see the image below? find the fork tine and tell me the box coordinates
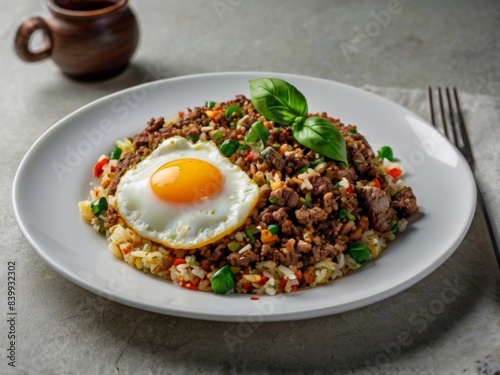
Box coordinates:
[428,87,436,127]
[453,88,474,165]
[437,87,449,138]
[445,87,458,145]
[428,86,500,270]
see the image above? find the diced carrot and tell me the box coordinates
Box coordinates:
[260,229,276,244]
[372,178,381,188]
[295,270,303,281]
[206,110,219,119]
[270,181,284,190]
[119,243,132,255]
[347,184,354,194]
[304,267,315,284]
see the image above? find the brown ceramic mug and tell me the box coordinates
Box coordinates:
[15,0,140,81]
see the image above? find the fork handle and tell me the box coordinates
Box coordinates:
[476,185,500,271]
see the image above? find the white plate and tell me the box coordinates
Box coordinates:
[12,72,476,321]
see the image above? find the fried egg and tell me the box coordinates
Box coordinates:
[115,136,259,249]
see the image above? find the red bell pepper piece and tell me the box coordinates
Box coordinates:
[93,157,109,177]
[173,258,186,266]
[387,167,402,179]
[180,281,198,290]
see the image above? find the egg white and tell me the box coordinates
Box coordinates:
[115,136,259,249]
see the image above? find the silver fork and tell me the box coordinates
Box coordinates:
[428,87,500,270]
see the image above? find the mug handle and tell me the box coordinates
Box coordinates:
[15,17,53,62]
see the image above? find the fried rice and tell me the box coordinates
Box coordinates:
[78,94,419,295]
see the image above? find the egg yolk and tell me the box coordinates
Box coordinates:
[150,158,223,203]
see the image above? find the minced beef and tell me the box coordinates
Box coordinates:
[102,95,418,276]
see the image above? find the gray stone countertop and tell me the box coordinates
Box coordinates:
[1,1,499,374]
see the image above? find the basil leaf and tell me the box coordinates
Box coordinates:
[292,116,348,166]
[211,265,236,294]
[348,242,370,264]
[249,78,308,125]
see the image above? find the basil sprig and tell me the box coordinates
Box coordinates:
[249,78,348,166]
[250,78,308,124]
